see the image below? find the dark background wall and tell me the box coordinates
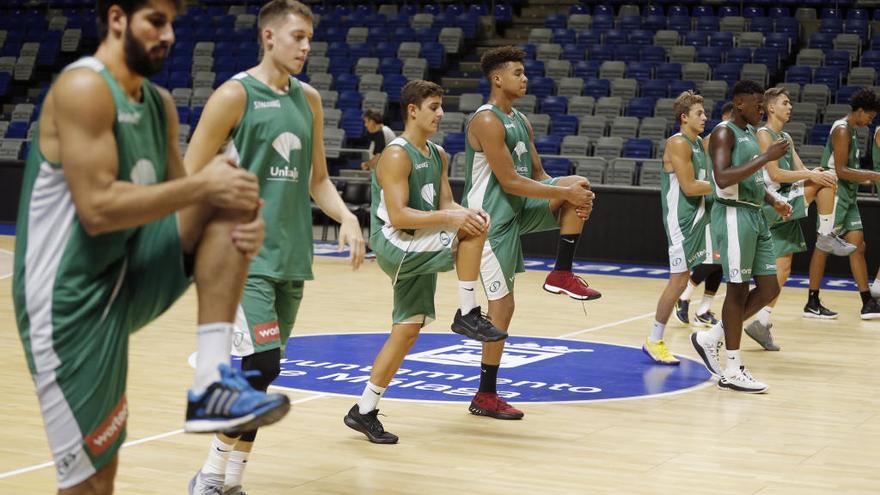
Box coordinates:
[2,159,876,277]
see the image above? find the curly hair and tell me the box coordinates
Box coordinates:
[850,88,880,112]
[480,46,526,78]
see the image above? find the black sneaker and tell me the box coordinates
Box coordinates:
[694,310,719,327]
[861,298,880,320]
[803,298,838,319]
[343,405,398,444]
[674,299,690,325]
[451,306,508,342]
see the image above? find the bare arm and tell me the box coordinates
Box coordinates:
[55,69,256,236]
[666,136,711,197]
[757,129,813,183]
[183,80,245,173]
[831,126,880,183]
[710,124,789,189]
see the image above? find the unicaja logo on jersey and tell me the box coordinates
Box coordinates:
[513,141,528,160]
[130,159,157,185]
[254,100,281,110]
[270,132,302,182]
[420,183,436,205]
[117,111,140,124]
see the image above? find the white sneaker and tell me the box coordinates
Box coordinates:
[690,331,724,376]
[871,283,880,300]
[718,366,768,393]
[189,470,225,495]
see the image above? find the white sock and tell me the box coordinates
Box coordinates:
[202,436,234,475]
[818,214,834,235]
[757,307,773,326]
[680,281,696,302]
[193,323,233,394]
[872,277,880,295]
[697,294,714,315]
[357,382,386,414]
[725,348,742,374]
[224,450,250,487]
[650,320,665,343]
[459,280,477,315]
[706,321,724,342]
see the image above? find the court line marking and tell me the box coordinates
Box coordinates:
[0,394,328,480]
[0,249,13,280]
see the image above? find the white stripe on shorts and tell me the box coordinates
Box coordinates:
[725,206,743,283]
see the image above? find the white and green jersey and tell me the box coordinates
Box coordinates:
[714,120,765,207]
[823,118,862,205]
[13,57,168,377]
[757,126,795,194]
[226,73,314,280]
[462,104,534,230]
[661,133,709,247]
[872,127,880,199]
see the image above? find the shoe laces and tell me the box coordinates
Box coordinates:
[363,410,388,434]
[739,366,757,383]
[655,341,675,361]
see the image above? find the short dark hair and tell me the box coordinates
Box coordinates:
[731,80,764,98]
[480,46,526,78]
[400,80,443,121]
[721,101,734,116]
[363,109,383,123]
[97,0,182,40]
[850,88,880,112]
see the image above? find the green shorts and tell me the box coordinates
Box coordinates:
[831,187,863,235]
[711,202,777,283]
[762,180,809,227]
[481,179,561,300]
[232,275,304,356]
[762,181,808,258]
[372,224,456,324]
[667,217,712,273]
[26,214,190,489]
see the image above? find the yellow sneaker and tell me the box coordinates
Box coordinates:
[642,338,681,365]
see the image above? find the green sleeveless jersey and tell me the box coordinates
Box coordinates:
[13,57,168,373]
[821,118,860,202]
[757,126,795,194]
[661,133,709,244]
[370,137,444,235]
[873,127,880,199]
[462,104,533,229]
[227,73,314,280]
[714,120,765,207]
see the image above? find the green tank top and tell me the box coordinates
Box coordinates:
[822,118,860,201]
[370,137,444,236]
[462,104,534,230]
[227,73,314,280]
[661,133,709,245]
[872,127,880,200]
[757,126,795,194]
[13,57,168,373]
[714,120,764,207]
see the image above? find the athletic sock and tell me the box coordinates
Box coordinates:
[224,450,249,488]
[459,280,477,315]
[697,294,714,315]
[193,323,233,394]
[808,289,820,304]
[860,290,873,305]
[650,320,665,343]
[680,281,696,302]
[872,278,880,295]
[757,307,773,326]
[202,435,235,475]
[357,382,386,414]
[554,234,579,272]
[479,363,499,394]
[818,214,834,235]
[725,349,742,374]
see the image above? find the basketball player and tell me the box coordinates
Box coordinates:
[12,1,291,493]
[744,87,856,350]
[185,2,365,493]
[806,88,880,320]
[462,46,596,419]
[673,103,734,327]
[643,91,713,365]
[690,80,791,393]
[343,80,506,444]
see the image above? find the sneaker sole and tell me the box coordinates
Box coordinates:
[542,283,601,301]
[802,311,838,320]
[717,380,769,393]
[450,323,508,342]
[343,414,398,444]
[673,310,689,326]
[641,345,680,365]
[743,327,781,352]
[468,403,524,420]
[690,333,722,376]
[860,312,880,320]
[185,397,291,434]
[692,318,714,328]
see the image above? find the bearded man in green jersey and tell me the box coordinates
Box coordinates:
[184,2,365,493]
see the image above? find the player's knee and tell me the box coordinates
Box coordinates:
[241,348,282,391]
[63,460,116,495]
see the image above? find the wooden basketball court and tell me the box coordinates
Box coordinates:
[1,234,878,494]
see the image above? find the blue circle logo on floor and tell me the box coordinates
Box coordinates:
[242,333,711,403]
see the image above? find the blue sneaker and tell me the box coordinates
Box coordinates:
[674,299,689,325]
[185,364,290,434]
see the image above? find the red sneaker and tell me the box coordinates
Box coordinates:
[468,392,524,420]
[543,270,601,300]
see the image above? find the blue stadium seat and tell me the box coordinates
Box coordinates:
[726,48,752,65]
[584,78,610,98]
[642,15,667,32]
[844,20,869,38]
[719,6,739,17]
[743,6,765,18]
[786,65,813,84]
[545,13,567,30]
[693,5,714,17]
[540,96,568,115]
[375,41,399,59]
[383,75,408,102]
[592,15,615,32]
[553,28,576,45]
[749,17,773,34]
[683,32,708,47]
[523,59,545,79]
[670,80,697,95]
[550,115,578,137]
[810,124,832,144]
[809,32,835,50]
[616,45,641,64]
[341,108,365,139]
[337,91,363,111]
[714,63,742,86]
[629,30,654,46]
[697,46,723,65]
[656,63,682,80]
[668,16,692,35]
[334,74,359,92]
[764,33,792,53]
[573,60,601,79]
[848,9,868,20]
[624,139,653,158]
[535,135,563,154]
[529,76,555,98]
[626,62,653,81]
[6,121,27,139]
[379,58,403,76]
[769,7,790,18]
[820,8,840,19]
[421,42,445,69]
[588,44,615,63]
[576,29,601,48]
[774,18,799,37]
[444,132,466,155]
[628,97,656,119]
[824,50,850,72]
[603,30,627,47]
[709,32,735,48]
[542,157,572,176]
[643,5,663,16]
[640,79,669,99]
[837,85,860,103]
[619,16,642,32]
[519,43,536,60]
[696,16,720,32]
[640,46,666,64]
[415,27,440,43]
[668,6,689,17]
[814,67,842,90]
[494,4,513,23]
[562,44,585,63]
